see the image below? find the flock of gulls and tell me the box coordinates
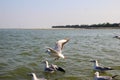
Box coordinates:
[29,37,119,80]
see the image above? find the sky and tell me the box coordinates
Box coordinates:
[0,0,120,29]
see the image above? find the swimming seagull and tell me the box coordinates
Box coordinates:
[29,73,47,80]
[94,72,118,80]
[113,35,120,39]
[46,38,69,60]
[90,60,113,72]
[43,61,65,73]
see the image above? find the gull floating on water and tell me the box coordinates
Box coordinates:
[29,73,47,80]
[43,61,65,73]
[94,72,118,80]
[90,60,113,72]
[113,35,120,39]
[46,38,69,60]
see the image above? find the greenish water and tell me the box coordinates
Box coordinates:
[0,29,120,80]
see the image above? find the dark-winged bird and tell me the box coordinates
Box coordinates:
[90,60,113,72]
[94,72,118,80]
[43,61,65,73]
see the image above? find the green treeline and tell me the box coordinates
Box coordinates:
[52,23,120,29]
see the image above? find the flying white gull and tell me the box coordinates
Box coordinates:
[94,72,118,80]
[90,60,113,72]
[29,73,47,80]
[46,38,69,60]
[43,61,65,73]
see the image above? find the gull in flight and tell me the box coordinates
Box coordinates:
[46,38,69,60]
[94,72,118,80]
[43,60,65,73]
[29,73,47,80]
[90,60,113,72]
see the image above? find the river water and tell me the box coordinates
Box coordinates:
[0,29,120,80]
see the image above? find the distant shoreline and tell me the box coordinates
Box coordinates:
[52,27,120,29]
[0,27,120,30]
[0,22,120,30]
[52,22,120,29]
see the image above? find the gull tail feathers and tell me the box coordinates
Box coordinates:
[112,75,118,79]
[104,67,114,70]
[57,67,66,73]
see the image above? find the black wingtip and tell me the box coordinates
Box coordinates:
[109,68,114,70]
[112,75,118,78]
[104,67,114,70]
[108,68,114,70]
[57,67,66,73]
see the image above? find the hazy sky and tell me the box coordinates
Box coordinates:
[0,0,120,29]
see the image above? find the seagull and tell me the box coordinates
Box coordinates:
[29,73,47,80]
[43,61,65,73]
[113,35,120,39]
[46,38,69,60]
[94,72,118,80]
[90,60,113,72]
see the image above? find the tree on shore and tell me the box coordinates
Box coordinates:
[52,22,120,28]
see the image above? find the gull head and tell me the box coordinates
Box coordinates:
[28,73,35,77]
[95,72,99,76]
[42,60,48,64]
[90,60,97,63]
[45,49,51,54]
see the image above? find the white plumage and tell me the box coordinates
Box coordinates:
[46,38,69,60]
[113,35,120,39]
[43,61,65,73]
[90,60,113,72]
[29,73,47,80]
[94,72,118,80]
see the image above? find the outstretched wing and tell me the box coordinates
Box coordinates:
[54,38,69,52]
[46,47,59,55]
[50,64,65,73]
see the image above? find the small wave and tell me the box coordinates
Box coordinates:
[19,51,32,56]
